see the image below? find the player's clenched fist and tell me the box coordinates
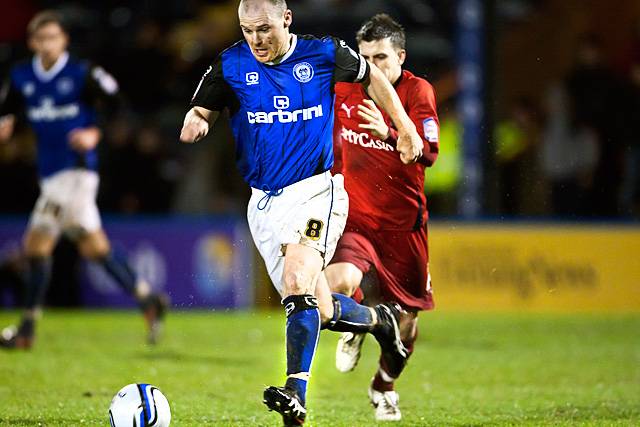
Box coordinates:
[68,126,102,152]
[0,115,16,142]
[397,127,423,164]
[180,108,210,143]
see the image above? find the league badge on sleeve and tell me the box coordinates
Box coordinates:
[423,118,439,142]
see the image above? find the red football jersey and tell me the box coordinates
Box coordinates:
[333,70,439,231]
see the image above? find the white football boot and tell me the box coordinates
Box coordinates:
[368,387,401,421]
[335,332,366,372]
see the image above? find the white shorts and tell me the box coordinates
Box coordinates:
[28,169,102,238]
[247,172,348,296]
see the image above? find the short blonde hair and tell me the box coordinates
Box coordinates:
[27,10,66,36]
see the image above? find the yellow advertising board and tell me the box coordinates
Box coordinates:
[429,223,640,312]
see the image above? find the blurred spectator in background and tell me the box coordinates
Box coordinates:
[424,101,461,216]
[494,97,542,216]
[541,83,599,217]
[564,34,624,217]
[619,57,640,217]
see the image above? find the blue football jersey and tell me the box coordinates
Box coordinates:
[191,34,369,191]
[0,52,119,178]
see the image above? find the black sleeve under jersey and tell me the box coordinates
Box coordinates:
[331,37,370,85]
[190,56,238,113]
[83,64,122,115]
[0,75,23,117]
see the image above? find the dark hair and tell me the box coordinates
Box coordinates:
[27,10,66,36]
[356,13,405,50]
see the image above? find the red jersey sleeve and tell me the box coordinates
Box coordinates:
[410,79,439,167]
[385,77,439,166]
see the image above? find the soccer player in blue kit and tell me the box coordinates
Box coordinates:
[0,11,168,348]
[180,0,424,424]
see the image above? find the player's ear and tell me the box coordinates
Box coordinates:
[283,9,292,28]
[398,49,406,66]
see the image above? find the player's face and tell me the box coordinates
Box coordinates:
[29,22,68,63]
[238,2,292,63]
[359,38,405,85]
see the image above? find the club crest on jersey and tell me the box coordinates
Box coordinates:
[57,77,74,95]
[293,62,314,83]
[22,82,35,97]
[245,71,259,85]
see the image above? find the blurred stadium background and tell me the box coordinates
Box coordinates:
[1,0,639,425]
[1,0,639,312]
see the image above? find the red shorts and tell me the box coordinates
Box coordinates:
[330,223,434,311]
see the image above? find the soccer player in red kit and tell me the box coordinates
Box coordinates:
[325,14,439,421]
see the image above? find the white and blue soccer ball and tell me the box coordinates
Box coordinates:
[109,383,171,427]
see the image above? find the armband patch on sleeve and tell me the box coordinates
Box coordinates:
[423,117,439,142]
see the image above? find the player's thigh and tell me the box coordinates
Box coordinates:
[400,311,418,343]
[23,227,57,257]
[282,243,324,296]
[324,262,363,296]
[77,229,111,260]
[65,170,103,236]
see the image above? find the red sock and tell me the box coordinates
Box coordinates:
[372,357,396,392]
[351,287,364,304]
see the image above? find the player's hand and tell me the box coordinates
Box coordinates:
[397,126,423,164]
[180,109,209,143]
[0,115,16,143]
[357,99,389,140]
[68,126,102,152]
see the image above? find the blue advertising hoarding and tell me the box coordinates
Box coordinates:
[0,217,254,309]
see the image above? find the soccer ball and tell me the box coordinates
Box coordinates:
[109,383,171,427]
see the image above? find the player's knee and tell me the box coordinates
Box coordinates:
[23,230,55,258]
[77,231,110,260]
[324,263,361,296]
[283,270,313,296]
[400,313,418,349]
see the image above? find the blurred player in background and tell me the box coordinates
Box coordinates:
[180,1,425,424]
[0,10,168,349]
[326,14,439,421]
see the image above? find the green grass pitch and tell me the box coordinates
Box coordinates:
[0,310,638,426]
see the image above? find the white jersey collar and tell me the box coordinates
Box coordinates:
[266,34,297,65]
[33,51,69,82]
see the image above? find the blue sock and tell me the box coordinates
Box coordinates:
[324,293,374,332]
[100,251,137,296]
[282,294,320,406]
[25,257,51,309]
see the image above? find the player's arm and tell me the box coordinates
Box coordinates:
[70,64,122,153]
[180,56,233,143]
[180,107,219,143]
[409,79,439,167]
[371,79,440,167]
[362,65,423,164]
[0,74,22,143]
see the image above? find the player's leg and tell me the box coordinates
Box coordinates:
[77,229,168,344]
[1,227,57,349]
[263,243,322,425]
[324,262,368,372]
[369,311,418,421]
